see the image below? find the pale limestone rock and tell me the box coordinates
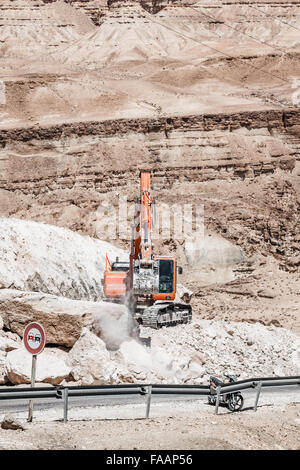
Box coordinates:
[291,348,300,368]
[111,365,136,384]
[184,233,247,284]
[191,351,206,366]
[0,351,7,384]
[5,347,71,385]
[67,328,116,385]
[0,289,129,348]
[0,218,126,300]
[257,288,276,299]
[187,359,206,379]
[0,332,20,353]
[118,340,152,370]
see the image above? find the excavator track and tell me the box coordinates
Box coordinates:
[141,302,192,329]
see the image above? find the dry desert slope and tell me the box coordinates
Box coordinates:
[0,1,299,403]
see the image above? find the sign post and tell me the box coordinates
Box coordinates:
[23,322,46,423]
[28,354,37,422]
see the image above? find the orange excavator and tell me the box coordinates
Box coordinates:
[102,170,192,331]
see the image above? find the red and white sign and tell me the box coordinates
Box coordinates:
[23,322,46,355]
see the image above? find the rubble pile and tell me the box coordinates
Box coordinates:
[0,217,298,387]
[0,218,125,300]
[0,315,299,386]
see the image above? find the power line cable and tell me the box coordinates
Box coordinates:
[147,10,292,86]
[189,5,298,83]
[143,8,299,108]
[247,4,300,34]
[190,5,289,55]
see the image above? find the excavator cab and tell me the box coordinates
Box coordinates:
[153,256,176,301]
[158,259,174,293]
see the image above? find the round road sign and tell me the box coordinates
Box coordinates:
[23,322,46,355]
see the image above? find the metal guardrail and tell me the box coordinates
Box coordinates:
[209,376,300,414]
[0,376,299,421]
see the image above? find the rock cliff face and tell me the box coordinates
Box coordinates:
[1,1,300,123]
[0,1,95,54]
[0,0,298,291]
[0,109,299,276]
[39,0,186,23]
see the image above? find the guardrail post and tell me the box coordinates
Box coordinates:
[215,386,221,415]
[146,385,152,419]
[254,381,262,412]
[63,387,69,423]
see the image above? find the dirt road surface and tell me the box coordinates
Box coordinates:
[0,392,299,450]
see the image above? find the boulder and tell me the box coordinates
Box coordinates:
[5,347,71,385]
[110,364,137,384]
[190,351,206,366]
[0,289,129,348]
[1,414,25,431]
[67,328,117,385]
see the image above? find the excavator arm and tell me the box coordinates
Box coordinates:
[129,170,159,296]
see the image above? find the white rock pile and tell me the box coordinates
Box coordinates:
[1,315,299,386]
[138,320,300,383]
[0,217,125,300]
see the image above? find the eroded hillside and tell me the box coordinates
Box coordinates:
[0,0,299,330]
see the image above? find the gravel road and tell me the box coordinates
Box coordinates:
[0,386,299,450]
